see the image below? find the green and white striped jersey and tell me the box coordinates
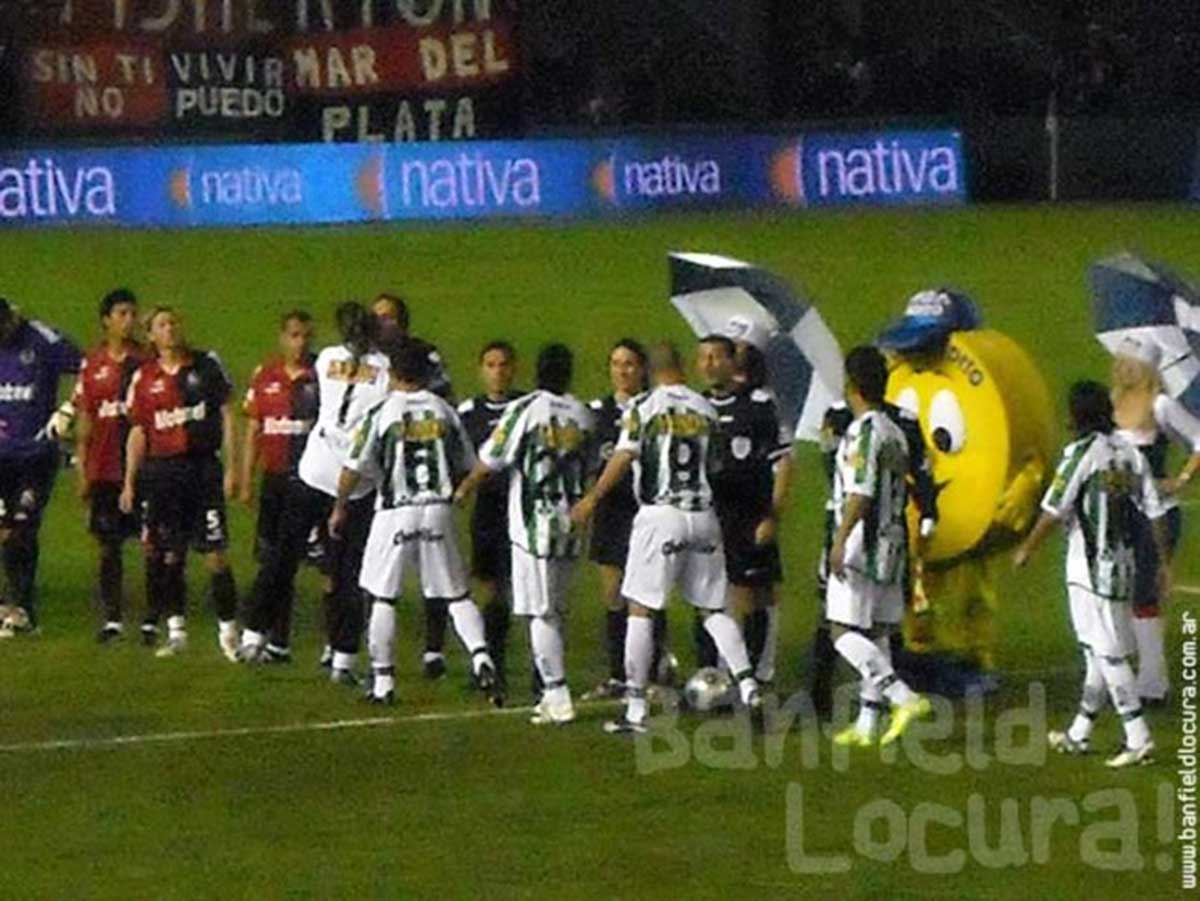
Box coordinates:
[834,409,910,586]
[616,384,719,512]
[345,389,475,509]
[480,389,594,559]
[1041,431,1165,601]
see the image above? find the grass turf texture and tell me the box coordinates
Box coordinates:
[1,205,1197,898]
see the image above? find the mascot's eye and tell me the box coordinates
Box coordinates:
[895,388,920,417]
[929,390,966,454]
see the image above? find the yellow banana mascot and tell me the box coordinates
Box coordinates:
[880,291,1054,684]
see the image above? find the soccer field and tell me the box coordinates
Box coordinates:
[2,204,1197,898]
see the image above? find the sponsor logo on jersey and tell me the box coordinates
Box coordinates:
[263,416,312,436]
[97,398,124,419]
[154,401,207,431]
[0,383,35,402]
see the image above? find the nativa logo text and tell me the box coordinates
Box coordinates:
[0,159,115,219]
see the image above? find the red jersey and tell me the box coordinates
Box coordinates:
[72,342,147,484]
[127,349,232,459]
[243,355,318,475]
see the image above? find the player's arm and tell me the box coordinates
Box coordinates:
[1157,395,1200,494]
[571,449,635,525]
[74,405,93,500]
[239,416,260,506]
[829,492,870,577]
[1012,511,1058,567]
[221,402,237,500]
[327,466,362,538]
[119,425,146,514]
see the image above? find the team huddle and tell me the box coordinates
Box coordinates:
[1,285,1197,755]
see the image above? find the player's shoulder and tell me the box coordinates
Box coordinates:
[26,319,65,345]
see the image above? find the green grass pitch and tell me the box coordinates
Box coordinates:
[1,205,1196,898]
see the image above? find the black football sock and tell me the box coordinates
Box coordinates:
[483,600,510,685]
[4,528,39,626]
[745,608,768,672]
[210,567,237,622]
[424,596,448,654]
[650,608,669,679]
[605,609,627,682]
[165,557,187,617]
[269,583,294,651]
[143,553,167,629]
[98,542,123,624]
[693,611,719,669]
[811,624,837,720]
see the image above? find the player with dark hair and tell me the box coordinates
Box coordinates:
[235,310,318,663]
[371,291,457,667]
[1015,380,1168,768]
[573,341,761,734]
[455,340,523,687]
[73,288,147,642]
[239,301,388,684]
[335,337,497,705]
[457,343,594,720]
[826,345,928,747]
[696,334,793,687]
[582,338,675,700]
[0,297,81,636]
[120,306,239,658]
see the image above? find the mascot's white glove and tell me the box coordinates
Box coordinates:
[43,400,76,441]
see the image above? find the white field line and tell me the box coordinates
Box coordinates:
[0,704,548,754]
[1175,585,1200,596]
[0,666,1101,755]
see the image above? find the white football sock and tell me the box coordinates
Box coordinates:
[332,651,356,672]
[167,615,186,638]
[218,620,237,637]
[1068,651,1106,743]
[833,630,915,707]
[368,601,396,672]
[703,612,752,679]
[1099,654,1152,749]
[1133,616,1169,699]
[240,628,265,649]
[448,599,487,656]
[530,615,566,687]
[625,615,654,723]
[755,605,779,682]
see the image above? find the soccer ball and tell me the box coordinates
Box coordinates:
[683,667,735,713]
[0,604,31,637]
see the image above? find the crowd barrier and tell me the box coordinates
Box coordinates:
[0,129,966,228]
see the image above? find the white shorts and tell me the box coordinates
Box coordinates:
[511,544,575,618]
[825,570,902,630]
[1068,583,1134,659]
[359,505,469,601]
[620,506,726,612]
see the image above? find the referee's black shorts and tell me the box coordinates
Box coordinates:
[719,507,783,588]
[588,496,637,569]
[470,491,510,582]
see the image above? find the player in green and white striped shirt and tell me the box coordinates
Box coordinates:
[572,342,761,735]
[457,344,593,724]
[1015,380,1169,768]
[330,339,497,706]
[826,347,928,748]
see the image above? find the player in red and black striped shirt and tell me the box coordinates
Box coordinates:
[237,311,318,662]
[120,306,240,659]
[72,288,147,642]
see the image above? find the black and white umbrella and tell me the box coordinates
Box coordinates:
[1088,252,1200,416]
[669,252,843,441]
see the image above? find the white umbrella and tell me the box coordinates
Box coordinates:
[669,252,843,441]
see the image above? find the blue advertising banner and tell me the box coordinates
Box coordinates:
[0,129,967,229]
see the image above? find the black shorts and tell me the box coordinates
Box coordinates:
[588,496,637,568]
[470,492,510,582]
[140,456,229,554]
[256,472,329,571]
[720,510,783,587]
[89,482,139,542]
[0,452,58,531]
[1133,506,1182,611]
